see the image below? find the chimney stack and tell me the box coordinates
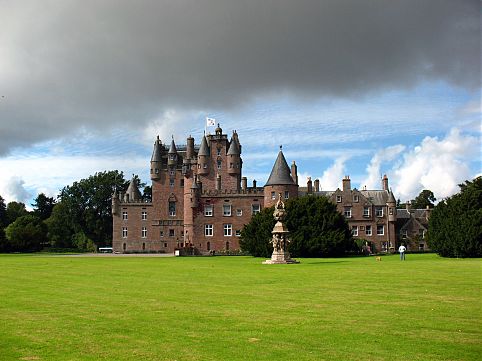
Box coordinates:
[314,179,320,192]
[342,175,351,192]
[307,177,313,194]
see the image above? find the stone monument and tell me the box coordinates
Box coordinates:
[263,193,299,264]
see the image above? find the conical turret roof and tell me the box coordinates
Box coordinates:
[227,137,240,155]
[198,135,210,156]
[150,136,162,162]
[265,148,295,186]
[168,137,177,154]
[126,175,142,201]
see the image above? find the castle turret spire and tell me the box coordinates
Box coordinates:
[265,147,295,186]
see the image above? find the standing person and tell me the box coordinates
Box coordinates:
[398,244,406,260]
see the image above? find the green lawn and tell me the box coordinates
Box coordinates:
[0,254,480,361]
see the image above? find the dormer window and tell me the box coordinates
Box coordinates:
[336,195,342,203]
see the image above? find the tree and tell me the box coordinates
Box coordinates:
[4,215,47,252]
[5,201,28,225]
[428,177,482,257]
[59,170,128,246]
[286,196,354,257]
[32,193,56,220]
[45,202,76,248]
[411,189,436,209]
[0,195,6,228]
[239,207,275,257]
[142,185,152,202]
[240,196,354,258]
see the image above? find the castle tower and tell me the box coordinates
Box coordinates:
[111,188,120,215]
[150,136,163,181]
[227,133,241,190]
[168,136,178,167]
[197,135,210,175]
[264,146,299,207]
[125,175,142,202]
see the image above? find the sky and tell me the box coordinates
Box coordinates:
[0,0,480,208]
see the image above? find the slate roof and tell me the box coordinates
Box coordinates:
[198,135,210,156]
[168,138,177,154]
[126,176,142,201]
[360,190,389,206]
[265,149,295,186]
[150,136,162,162]
[227,138,240,155]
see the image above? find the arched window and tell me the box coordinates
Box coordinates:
[207,241,211,251]
[123,243,126,251]
[225,241,230,251]
[142,242,146,251]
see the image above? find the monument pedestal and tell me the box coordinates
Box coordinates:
[263,250,299,264]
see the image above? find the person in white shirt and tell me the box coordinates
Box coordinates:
[398,244,406,260]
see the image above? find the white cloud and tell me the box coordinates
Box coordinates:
[318,156,348,190]
[0,176,31,204]
[392,128,479,201]
[361,144,406,190]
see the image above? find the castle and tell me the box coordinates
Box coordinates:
[112,125,403,254]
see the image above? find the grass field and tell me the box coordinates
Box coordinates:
[0,253,480,361]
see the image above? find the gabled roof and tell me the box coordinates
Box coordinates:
[265,149,295,186]
[360,190,389,206]
[150,136,162,162]
[198,135,210,156]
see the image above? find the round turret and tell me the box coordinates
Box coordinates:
[150,136,163,180]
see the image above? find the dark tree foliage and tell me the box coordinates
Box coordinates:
[5,201,28,225]
[32,193,56,220]
[143,185,152,202]
[286,196,354,257]
[58,170,128,246]
[239,206,275,257]
[0,195,7,228]
[428,177,482,258]
[4,215,47,252]
[45,202,76,248]
[240,196,354,258]
[411,189,436,209]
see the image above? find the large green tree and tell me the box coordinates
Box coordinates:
[240,196,354,258]
[0,195,6,228]
[58,170,128,246]
[32,193,56,220]
[411,189,436,209]
[428,177,481,257]
[45,201,76,248]
[5,201,28,225]
[4,215,47,252]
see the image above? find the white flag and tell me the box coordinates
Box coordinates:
[206,117,216,127]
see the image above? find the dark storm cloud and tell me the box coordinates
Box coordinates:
[0,0,479,154]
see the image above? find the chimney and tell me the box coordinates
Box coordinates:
[406,201,411,212]
[186,135,195,159]
[291,161,298,185]
[307,177,313,194]
[382,174,389,191]
[342,175,351,192]
[314,179,320,192]
[241,177,247,191]
[253,179,257,188]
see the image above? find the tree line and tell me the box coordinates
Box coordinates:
[0,171,149,253]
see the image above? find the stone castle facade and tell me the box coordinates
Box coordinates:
[112,125,404,254]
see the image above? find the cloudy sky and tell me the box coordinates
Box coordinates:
[0,0,480,207]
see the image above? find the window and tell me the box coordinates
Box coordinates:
[217,160,222,169]
[351,226,358,236]
[336,195,342,203]
[271,191,276,200]
[122,211,128,220]
[224,224,232,236]
[353,195,359,202]
[225,241,230,251]
[160,230,164,237]
[142,242,145,251]
[141,227,147,238]
[235,230,241,237]
[401,230,407,239]
[236,209,243,216]
[164,242,168,248]
[169,229,175,237]
[203,163,207,169]
[204,205,213,217]
[180,179,184,187]
[169,179,175,187]
[230,163,233,168]
[389,207,394,215]
[169,170,175,176]
[375,207,383,217]
[344,207,352,218]
[365,225,372,236]
[217,148,222,156]
[207,241,211,251]
[284,191,289,199]
[223,204,232,216]
[155,168,159,174]
[123,243,126,251]
[377,225,384,235]
[141,211,147,220]
[169,201,176,216]
[122,227,128,238]
[381,241,388,251]
[252,204,261,215]
[205,224,213,236]
[363,207,370,217]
